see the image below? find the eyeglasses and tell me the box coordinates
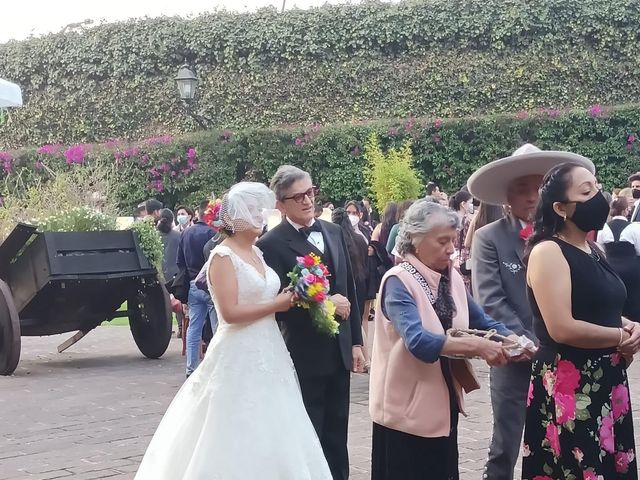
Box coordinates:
[283,186,319,204]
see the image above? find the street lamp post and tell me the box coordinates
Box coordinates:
[174,63,213,129]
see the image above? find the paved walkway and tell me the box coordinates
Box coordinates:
[2,327,640,479]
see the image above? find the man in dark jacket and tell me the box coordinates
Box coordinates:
[257,165,364,480]
[177,200,216,377]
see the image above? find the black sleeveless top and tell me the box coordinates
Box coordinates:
[528,237,627,357]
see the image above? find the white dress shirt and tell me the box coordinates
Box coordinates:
[287,218,325,253]
[597,216,640,255]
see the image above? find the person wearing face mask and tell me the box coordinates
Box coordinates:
[345,200,371,242]
[177,200,217,377]
[174,205,194,232]
[451,191,474,291]
[523,163,640,479]
[346,200,377,369]
[332,207,369,336]
[468,144,598,480]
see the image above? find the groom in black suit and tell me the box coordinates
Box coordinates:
[257,165,365,480]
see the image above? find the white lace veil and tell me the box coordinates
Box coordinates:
[219,182,276,232]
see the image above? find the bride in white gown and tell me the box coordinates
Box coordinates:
[135,182,332,480]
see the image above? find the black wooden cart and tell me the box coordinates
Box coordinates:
[0,223,173,375]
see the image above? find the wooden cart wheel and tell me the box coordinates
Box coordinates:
[0,279,21,375]
[129,281,172,359]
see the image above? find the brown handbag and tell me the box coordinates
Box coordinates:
[449,358,481,393]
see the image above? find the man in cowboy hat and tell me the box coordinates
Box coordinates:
[467,144,595,480]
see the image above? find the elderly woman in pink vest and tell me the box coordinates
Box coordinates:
[369,200,518,480]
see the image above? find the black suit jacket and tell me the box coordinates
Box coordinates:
[257,219,363,376]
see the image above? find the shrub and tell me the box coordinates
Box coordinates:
[364,133,423,210]
[0,105,639,215]
[2,0,640,146]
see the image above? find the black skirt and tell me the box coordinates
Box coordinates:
[371,415,460,480]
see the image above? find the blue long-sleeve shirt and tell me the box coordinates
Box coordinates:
[177,221,215,281]
[381,276,512,363]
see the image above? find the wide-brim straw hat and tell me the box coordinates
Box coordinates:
[467,144,595,206]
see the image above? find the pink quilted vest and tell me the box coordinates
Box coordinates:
[369,254,469,438]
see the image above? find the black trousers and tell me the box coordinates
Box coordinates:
[298,368,351,480]
[371,415,459,480]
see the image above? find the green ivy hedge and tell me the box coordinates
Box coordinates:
[2,105,639,212]
[1,0,640,147]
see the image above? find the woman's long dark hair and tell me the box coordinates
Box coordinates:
[332,207,367,283]
[452,191,472,212]
[464,201,505,249]
[344,200,361,215]
[527,163,580,252]
[379,201,398,246]
[157,208,175,234]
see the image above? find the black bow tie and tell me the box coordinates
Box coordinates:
[299,222,322,238]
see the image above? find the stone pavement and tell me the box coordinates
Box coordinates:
[2,327,640,480]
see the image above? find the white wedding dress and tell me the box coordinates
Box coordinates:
[135,245,332,480]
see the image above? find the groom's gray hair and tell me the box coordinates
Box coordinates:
[270,165,312,201]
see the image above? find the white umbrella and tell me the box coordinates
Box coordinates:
[0,79,23,107]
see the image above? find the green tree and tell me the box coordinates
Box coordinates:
[364,133,423,211]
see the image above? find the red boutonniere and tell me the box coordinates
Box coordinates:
[519,223,533,241]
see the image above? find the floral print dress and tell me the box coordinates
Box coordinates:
[523,238,637,480]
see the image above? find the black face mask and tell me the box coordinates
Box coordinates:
[632,189,640,199]
[568,191,610,233]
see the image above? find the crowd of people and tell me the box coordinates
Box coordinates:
[132,146,640,480]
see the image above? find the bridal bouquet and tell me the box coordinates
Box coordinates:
[287,253,340,337]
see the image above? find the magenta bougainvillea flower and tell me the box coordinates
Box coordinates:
[0,151,13,174]
[37,144,63,155]
[588,104,603,117]
[186,148,197,160]
[404,117,416,131]
[144,135,174,145]
[434,118,444,129]
[123,147,139,158]
[64,145,87,165]
[150,180,165,192]
[515,110,529,120]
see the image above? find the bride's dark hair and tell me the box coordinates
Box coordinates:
[526,163,580,253]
